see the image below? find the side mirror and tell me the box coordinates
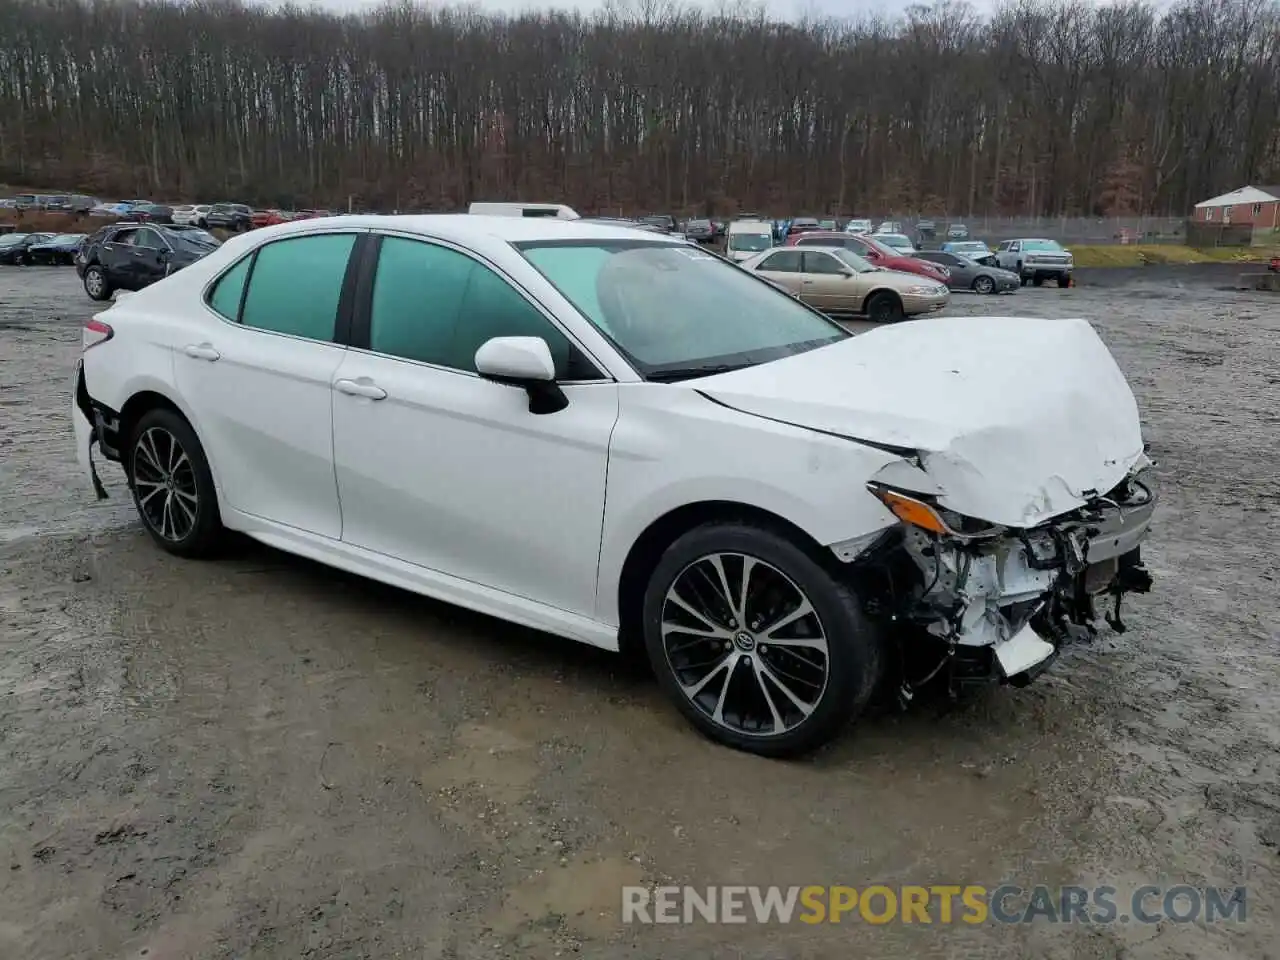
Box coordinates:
[474,336,568,415]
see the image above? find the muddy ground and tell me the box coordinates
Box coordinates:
[0,265,1277,960]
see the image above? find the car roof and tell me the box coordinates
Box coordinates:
[252,214,692,245]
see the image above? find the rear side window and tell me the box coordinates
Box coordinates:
[207,256,251,321]
[240,234,356,341]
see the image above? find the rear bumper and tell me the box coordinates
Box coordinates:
[72,362,110,499]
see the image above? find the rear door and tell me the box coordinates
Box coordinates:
[751,249,804,294]
[98,228,142,288]
[174,230,363,538]
[129,227,172,287]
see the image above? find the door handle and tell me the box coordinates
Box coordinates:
[183,343,220,361]
[801,279,815,285]
[334,378,387,400]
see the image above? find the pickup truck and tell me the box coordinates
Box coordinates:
[994,238,1074,287]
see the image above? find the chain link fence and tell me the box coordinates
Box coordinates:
[877,215,1186,246]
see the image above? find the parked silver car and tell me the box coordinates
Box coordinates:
[916,250,1020,294]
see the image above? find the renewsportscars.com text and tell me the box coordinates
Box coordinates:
[621,884,1247,925]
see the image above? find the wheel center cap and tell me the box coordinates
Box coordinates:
[733,631,756,652]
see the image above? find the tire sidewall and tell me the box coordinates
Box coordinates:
[973,275,994,294]
[641,522,884,756]
[126,408,222,557]
[84,265,110,300]
[867,293,902,323]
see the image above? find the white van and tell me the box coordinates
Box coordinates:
[467,202,579,220]
[725,219,775,262]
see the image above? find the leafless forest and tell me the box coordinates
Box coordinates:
[0,0,1278,216]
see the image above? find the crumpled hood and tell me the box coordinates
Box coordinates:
[694,315,1146,528]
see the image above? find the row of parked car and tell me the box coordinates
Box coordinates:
[0,194,335,232]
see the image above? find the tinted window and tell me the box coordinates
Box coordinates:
[758,250,802,272]
[240,234,356,341]
[207,256,251,321]
[368,237,575,376]
[133,228,166,249]
[803,251,846,274]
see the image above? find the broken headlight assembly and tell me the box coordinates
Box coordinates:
[866,484,1002,541]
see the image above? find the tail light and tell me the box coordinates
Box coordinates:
[83,317,114,350]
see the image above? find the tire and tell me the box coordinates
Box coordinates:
[865,291,905,323]
[641,521,885,757]
[125,408,223,558]
[1032,275,1044,287]
[83,264,112,301]
[972,275,995,295]
[1058,273,1072,288]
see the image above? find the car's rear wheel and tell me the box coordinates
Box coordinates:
[865,292,905,323]
[83,265,112,300]
[126,408,222,558]
[972,275,995,295]
[641,522,885,757]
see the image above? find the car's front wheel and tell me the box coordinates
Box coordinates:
[865,292,905,323]
[972,275,995,295]
[83,265,112,301]
[642,522,885,757]
[126,408,222,558]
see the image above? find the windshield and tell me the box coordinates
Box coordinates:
[0,234,28,247]
[1023,240,1065,252]
[727,232,773,252]
[950,242,989,255]
[878,234,913,249]
[517,240,847,379]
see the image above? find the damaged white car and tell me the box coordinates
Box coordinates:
[71,216,1154,757]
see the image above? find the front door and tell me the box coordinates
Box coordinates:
[799,250,862,314]
[330,234,618,619]
[174,231,362,539]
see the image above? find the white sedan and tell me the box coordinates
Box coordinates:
[72,215,1156,757]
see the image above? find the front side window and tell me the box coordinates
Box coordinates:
[802,251,846,275]
[240,233,356,341]
[518,240,846,379]
[368,237,578,376]
[133,228,166,250]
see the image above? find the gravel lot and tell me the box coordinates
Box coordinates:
[1,265,1277,959]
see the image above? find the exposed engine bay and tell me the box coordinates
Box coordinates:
[852,463,1156,702]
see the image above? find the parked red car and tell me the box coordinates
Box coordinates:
[1269,255,1279,273]
[785,231,951,284]
[294,209,334,220]
[250,209,292,228]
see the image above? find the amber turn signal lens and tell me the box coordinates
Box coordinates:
[873,489,948,535]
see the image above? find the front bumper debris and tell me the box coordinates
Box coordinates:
[856,470,1155,698]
